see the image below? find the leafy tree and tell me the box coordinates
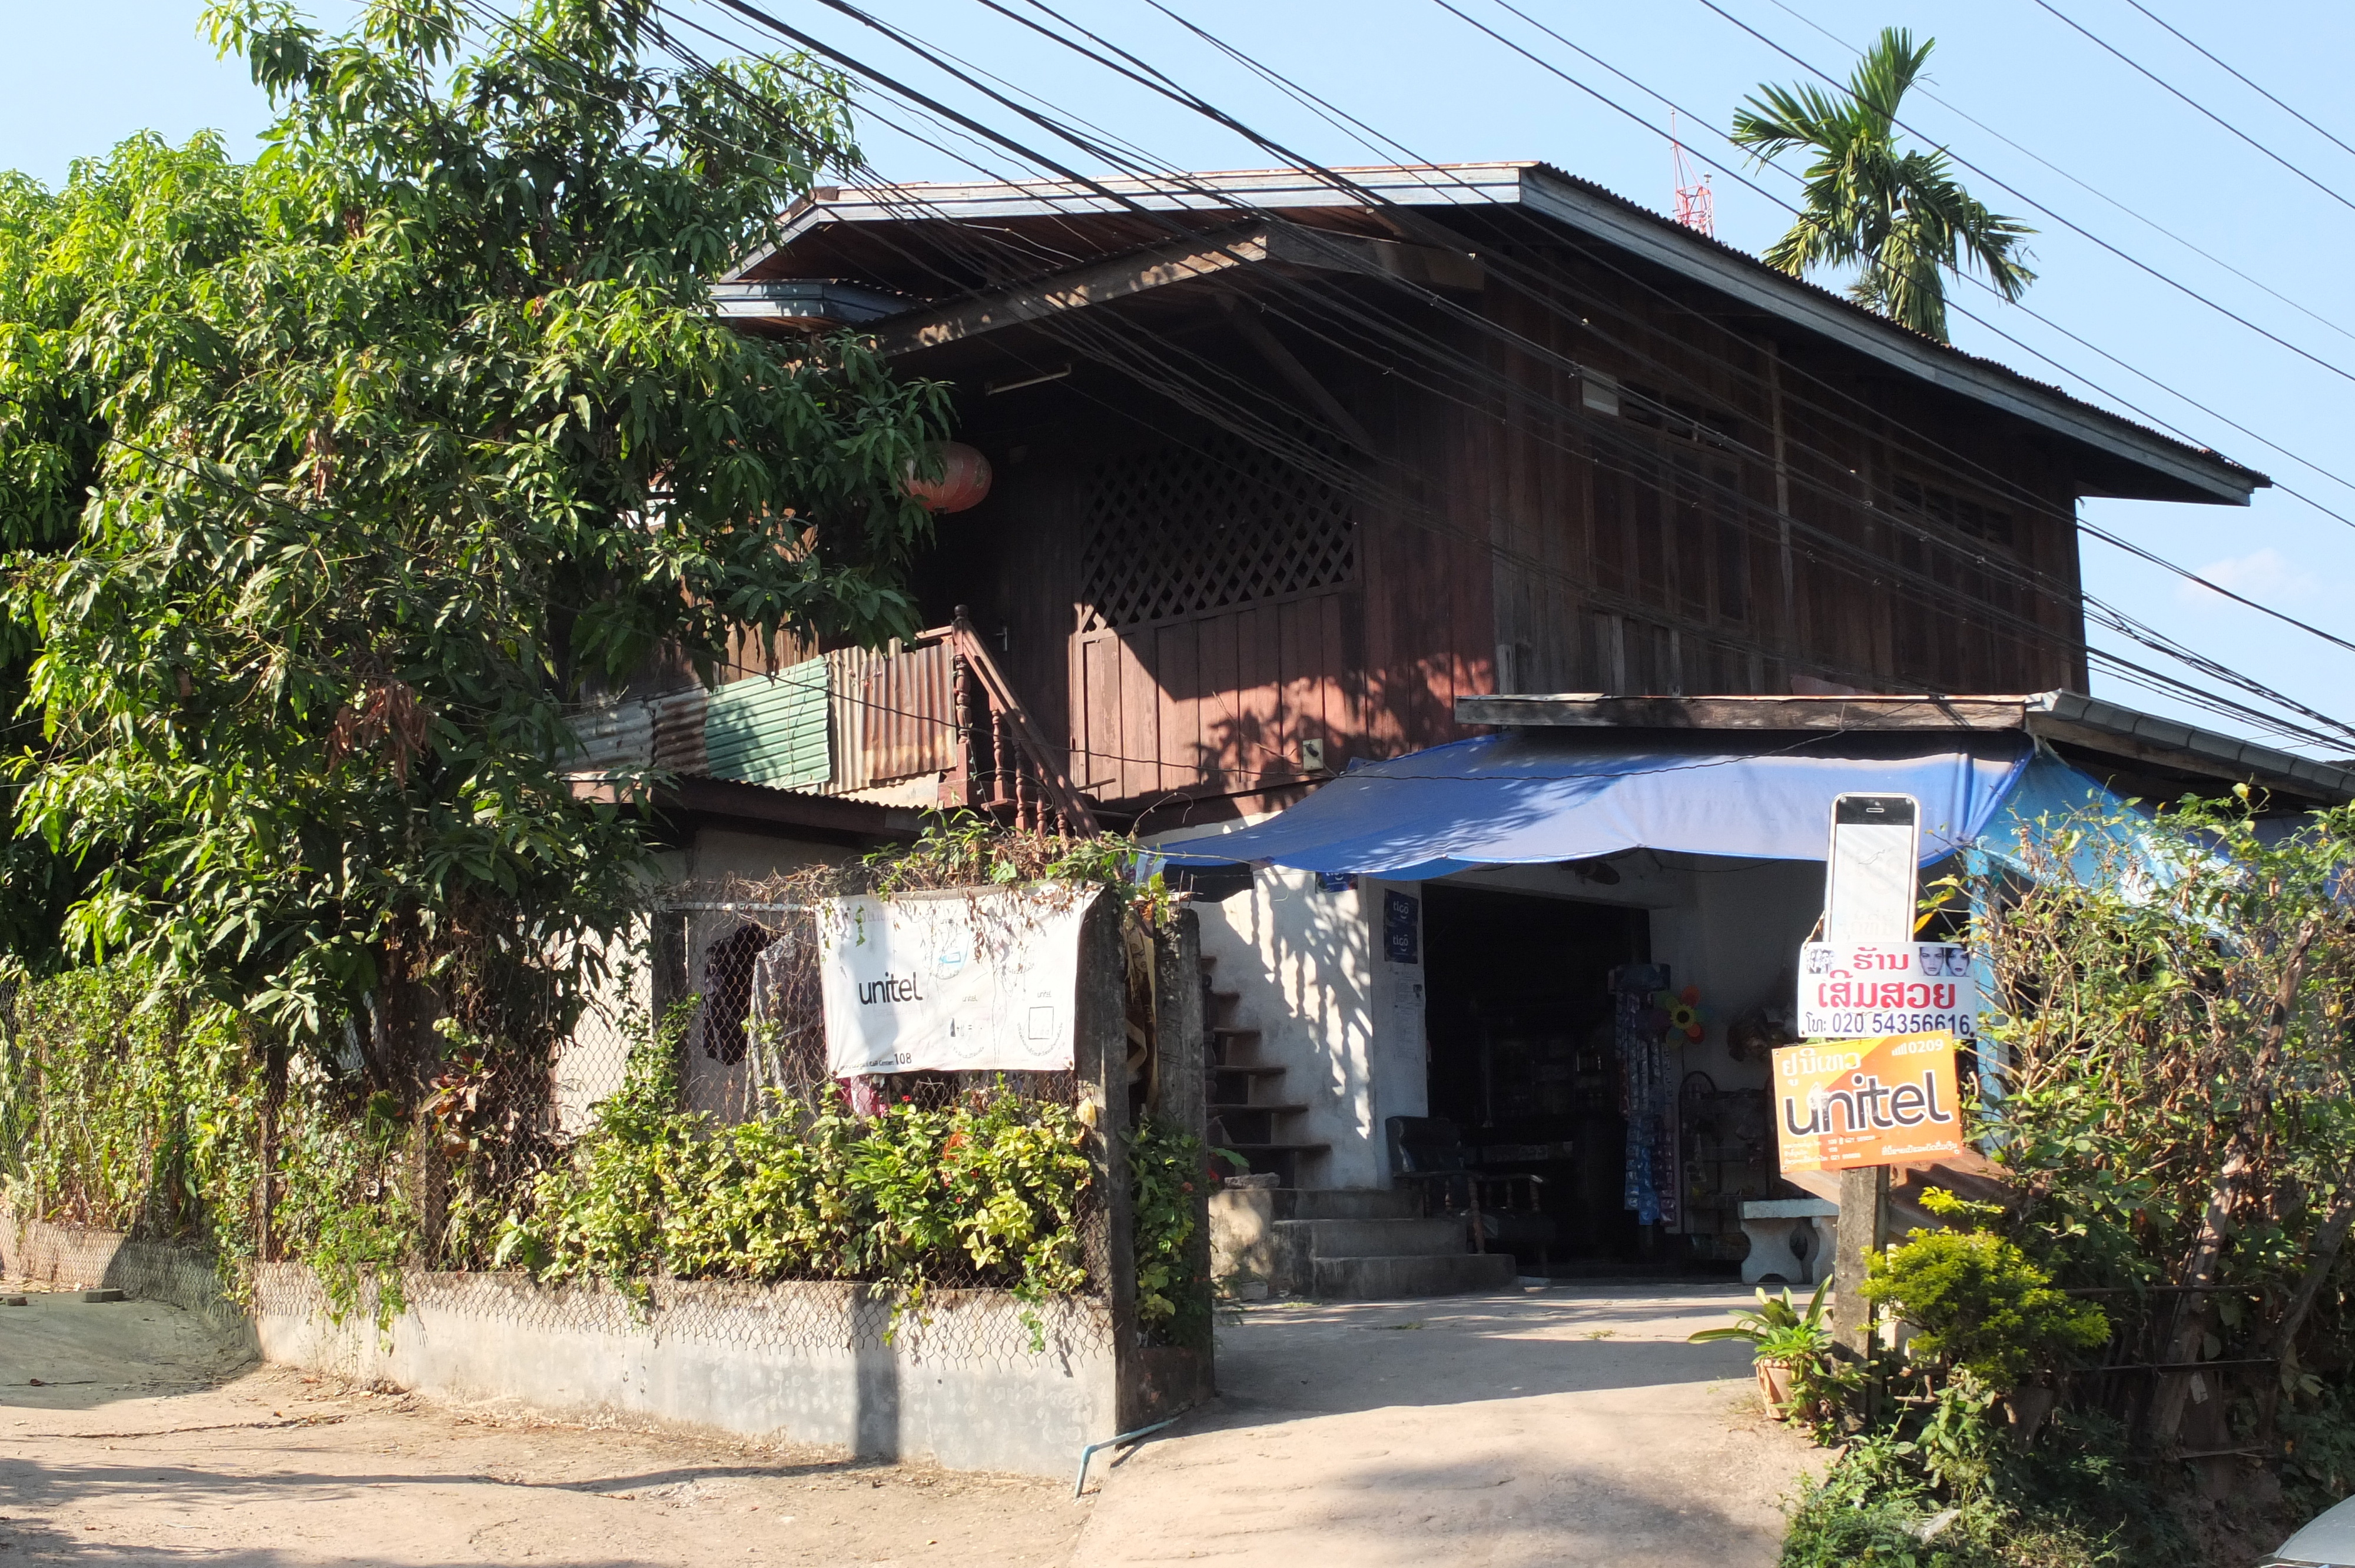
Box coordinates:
[0,0,948,1079]
[1731,27,2034,341]
[1977,793,2355,1447]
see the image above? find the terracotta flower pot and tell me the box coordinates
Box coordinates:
[1756,1358,1796,1417]
[2000,1384,2057,1440]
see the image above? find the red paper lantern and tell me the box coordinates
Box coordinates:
[905,441,993,513]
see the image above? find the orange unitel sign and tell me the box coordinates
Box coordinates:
[1770,1032,1966,1174]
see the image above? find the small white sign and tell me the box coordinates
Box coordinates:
[1797,941,1980,1042]
[820,886,1099,1075]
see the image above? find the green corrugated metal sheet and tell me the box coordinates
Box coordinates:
[702,661,831,789]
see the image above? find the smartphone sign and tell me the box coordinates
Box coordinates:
[1797,941,1979,1041]
[1824,793,1919,947]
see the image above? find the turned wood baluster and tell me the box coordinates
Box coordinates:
[948,652,976,809]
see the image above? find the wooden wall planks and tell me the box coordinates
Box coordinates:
[956,227,2099,816]
[1072,587,1363,802]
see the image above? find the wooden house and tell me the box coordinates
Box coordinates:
[574,164,2333,1289]
[680,161,2261,835]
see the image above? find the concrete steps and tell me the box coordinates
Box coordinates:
[1200,955,1325,1185]
[1213,1184,1523,1302]
[1276,1217,1469,1259]
[1266,1188,1422,1221]
[1311,1252,1519,1299]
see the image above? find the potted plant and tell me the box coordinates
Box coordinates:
[1690,1278,1835,1418]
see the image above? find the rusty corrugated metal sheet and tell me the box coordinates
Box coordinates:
[568,642,957,799]
[815,642,957,793]
[650,688,711,776]
[859,640,957,783]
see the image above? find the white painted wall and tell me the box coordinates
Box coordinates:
[1364,877,1429,1184]
[1191,866,1379,1189]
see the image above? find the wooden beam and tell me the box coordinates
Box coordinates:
[1261,224,1484,291]
[1221,298,1378,453]
[1454,693,2034,732]
[881,227,1272,353]
[1451,691,2355,806]
[875,222,1482,355]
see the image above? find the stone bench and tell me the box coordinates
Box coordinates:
[1738,1198,1839,1287]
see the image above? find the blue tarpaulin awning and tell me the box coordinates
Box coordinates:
[1157,730,2144,878]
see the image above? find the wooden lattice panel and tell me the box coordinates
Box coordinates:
[1079,434,1356,632]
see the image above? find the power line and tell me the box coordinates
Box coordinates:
[1755,0,2355,356]
[2117,0,2355,168]
[1537,0,2355,536]
[1737,0,2355,525]
[655,0,2355,746]
[1680,0,2355,398]
[2031,0,2355,219]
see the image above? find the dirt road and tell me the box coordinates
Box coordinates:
[0,1287,1080,1566]
[0,1281,1810,1565]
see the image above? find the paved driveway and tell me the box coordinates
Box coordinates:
[1074,1285,1818,1567]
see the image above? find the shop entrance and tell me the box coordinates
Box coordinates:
[1420,883,1652,1267]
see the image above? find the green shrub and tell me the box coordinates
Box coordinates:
[499,1062,1098,1321]
[1780,1406,2196,1568]
[1863,1230,2108,1387]
[1129,1115,1210,1344]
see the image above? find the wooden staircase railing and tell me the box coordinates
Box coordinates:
[923,607,1100,836]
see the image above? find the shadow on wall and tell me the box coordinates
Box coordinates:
[1196,864,1376,1190]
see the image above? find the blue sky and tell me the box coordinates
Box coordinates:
[11,0,2355,758]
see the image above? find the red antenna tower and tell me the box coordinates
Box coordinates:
[1670,111,1715,238]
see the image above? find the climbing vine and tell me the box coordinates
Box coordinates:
[0,959,419,1321]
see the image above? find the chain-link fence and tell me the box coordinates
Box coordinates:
[3,870,1209,1403]
[558,895,1080,1133]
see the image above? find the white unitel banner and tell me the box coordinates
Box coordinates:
[1797,941,1981,1042]
[820,886,1100,1076]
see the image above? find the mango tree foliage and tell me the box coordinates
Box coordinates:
[0,0,948,1067]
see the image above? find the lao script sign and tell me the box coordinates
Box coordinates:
[1772,1033,1966,1174]
[1797,941,1980,1042]
[820,886,1099,1076]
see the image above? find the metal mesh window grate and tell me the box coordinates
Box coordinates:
[1079,433,1356,632]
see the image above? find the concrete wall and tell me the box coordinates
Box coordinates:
[665,828,845,886]
[2,1205,1125,1480]
[0,1204,254,1346]
[256,1270,1119,1477]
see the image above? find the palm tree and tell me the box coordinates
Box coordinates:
[1732,28,2034,341]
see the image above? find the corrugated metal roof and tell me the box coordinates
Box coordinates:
[737,161,2264,505]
